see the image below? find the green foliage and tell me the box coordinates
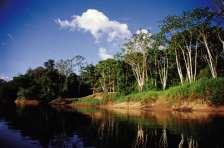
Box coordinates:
[1,7,224,107]
[143,79,157,91]
[0,80,18,103]
[113,78,224,105]
[96,59,119,92]
[17,85,41,100]
[116,60,136,95]
[204,78,224,104]
[123,30,153,92]
[80,64,101,93]
[76,98,102,105]
[162,77,224,104]
[115,91,159,103]
[0,59,92,103]
[198,66,211,78]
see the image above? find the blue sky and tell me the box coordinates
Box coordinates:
[0,0,211,79]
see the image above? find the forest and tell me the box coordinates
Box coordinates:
[1,6,224,105]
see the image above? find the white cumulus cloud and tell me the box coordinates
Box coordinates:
[98,47,113,60]
[56,9,131,42]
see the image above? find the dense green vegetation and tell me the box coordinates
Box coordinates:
[0,58,91,103]
[0,5,224,105]
[75,77,224,105]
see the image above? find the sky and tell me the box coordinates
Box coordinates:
[0,0,211,79]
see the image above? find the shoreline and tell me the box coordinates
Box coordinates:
[14,99,40,106]
[50,98,224,113]
[14,97,224,114]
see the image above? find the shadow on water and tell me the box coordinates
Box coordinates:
[0,104,224,148]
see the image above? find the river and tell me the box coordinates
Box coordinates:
[0,104,224,148]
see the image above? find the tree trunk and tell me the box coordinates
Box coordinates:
[202,35,217,78]
[175,49,184,85]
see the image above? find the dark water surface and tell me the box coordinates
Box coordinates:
[0,104,224,148]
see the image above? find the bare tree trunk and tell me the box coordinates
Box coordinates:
[193,42,198,81]
[100,72,107,92]
[218,33,224,58]
[158,53,169,90]
[179,32,198,83]
[131,54,148,92]
[202,34,217,78]
[159,126,168,148]
[178,134,184,148]
[175,49,184,85]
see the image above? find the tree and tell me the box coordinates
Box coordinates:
[15,60,65,101]
[161,12,201,83]
[56,59,74,77]
[152,33,170,90]
[96,59,118,92]
[44,59,55,70]
[71,55,87,74]
[0,79,6,85]
[0,58,91,103]
[56,55,87,77]
[80,64,101,93]
[160,8,224,82]
[39,68,63,101]
[123,29,154,91]
[0,80,18,103]
[62,73,79,97]
[115,58,136,95]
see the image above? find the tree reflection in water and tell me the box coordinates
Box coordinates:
[76,107,224,148]
[134,124,147,148]
[0,104,224,148]
[159,126,168,148]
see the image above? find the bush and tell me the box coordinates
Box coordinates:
[17,86,41,100]
[143,79,157,91]
[198,66,211,79]
[76,98,102,105]
[116,77,224,105]
[162,77,224,104]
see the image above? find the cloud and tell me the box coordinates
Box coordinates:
[56,9,131,42]
[0,74,11,81]
[98,47,113,60]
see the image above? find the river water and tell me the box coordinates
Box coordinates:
[0,104,224,148]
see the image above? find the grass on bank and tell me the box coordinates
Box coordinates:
[74,77,224,105]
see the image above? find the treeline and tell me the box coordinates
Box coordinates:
[0,6,224,103]
[82,7,224,93]
[0,58,91,103]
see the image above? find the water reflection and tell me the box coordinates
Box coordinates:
[74,107,224,148]
[0,104,224,148]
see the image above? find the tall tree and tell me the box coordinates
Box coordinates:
[71,55,87,74]
[56,59,74,77]
[123,29,154,91]
[80,64,101,93]
[153,33,170,90]
[44,59,55,70]
[161,12,200,83]
[56,55,87,77]
[96,59,118,92]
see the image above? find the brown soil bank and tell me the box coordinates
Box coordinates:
[15,99,40,106]
[108,101,224,112]
[67,77,224,112]
[68,99,224,113]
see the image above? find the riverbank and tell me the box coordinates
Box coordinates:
[50,95,224,113]
[50,77,224,112]
[68,99,224,112]
[15,99,40,106]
